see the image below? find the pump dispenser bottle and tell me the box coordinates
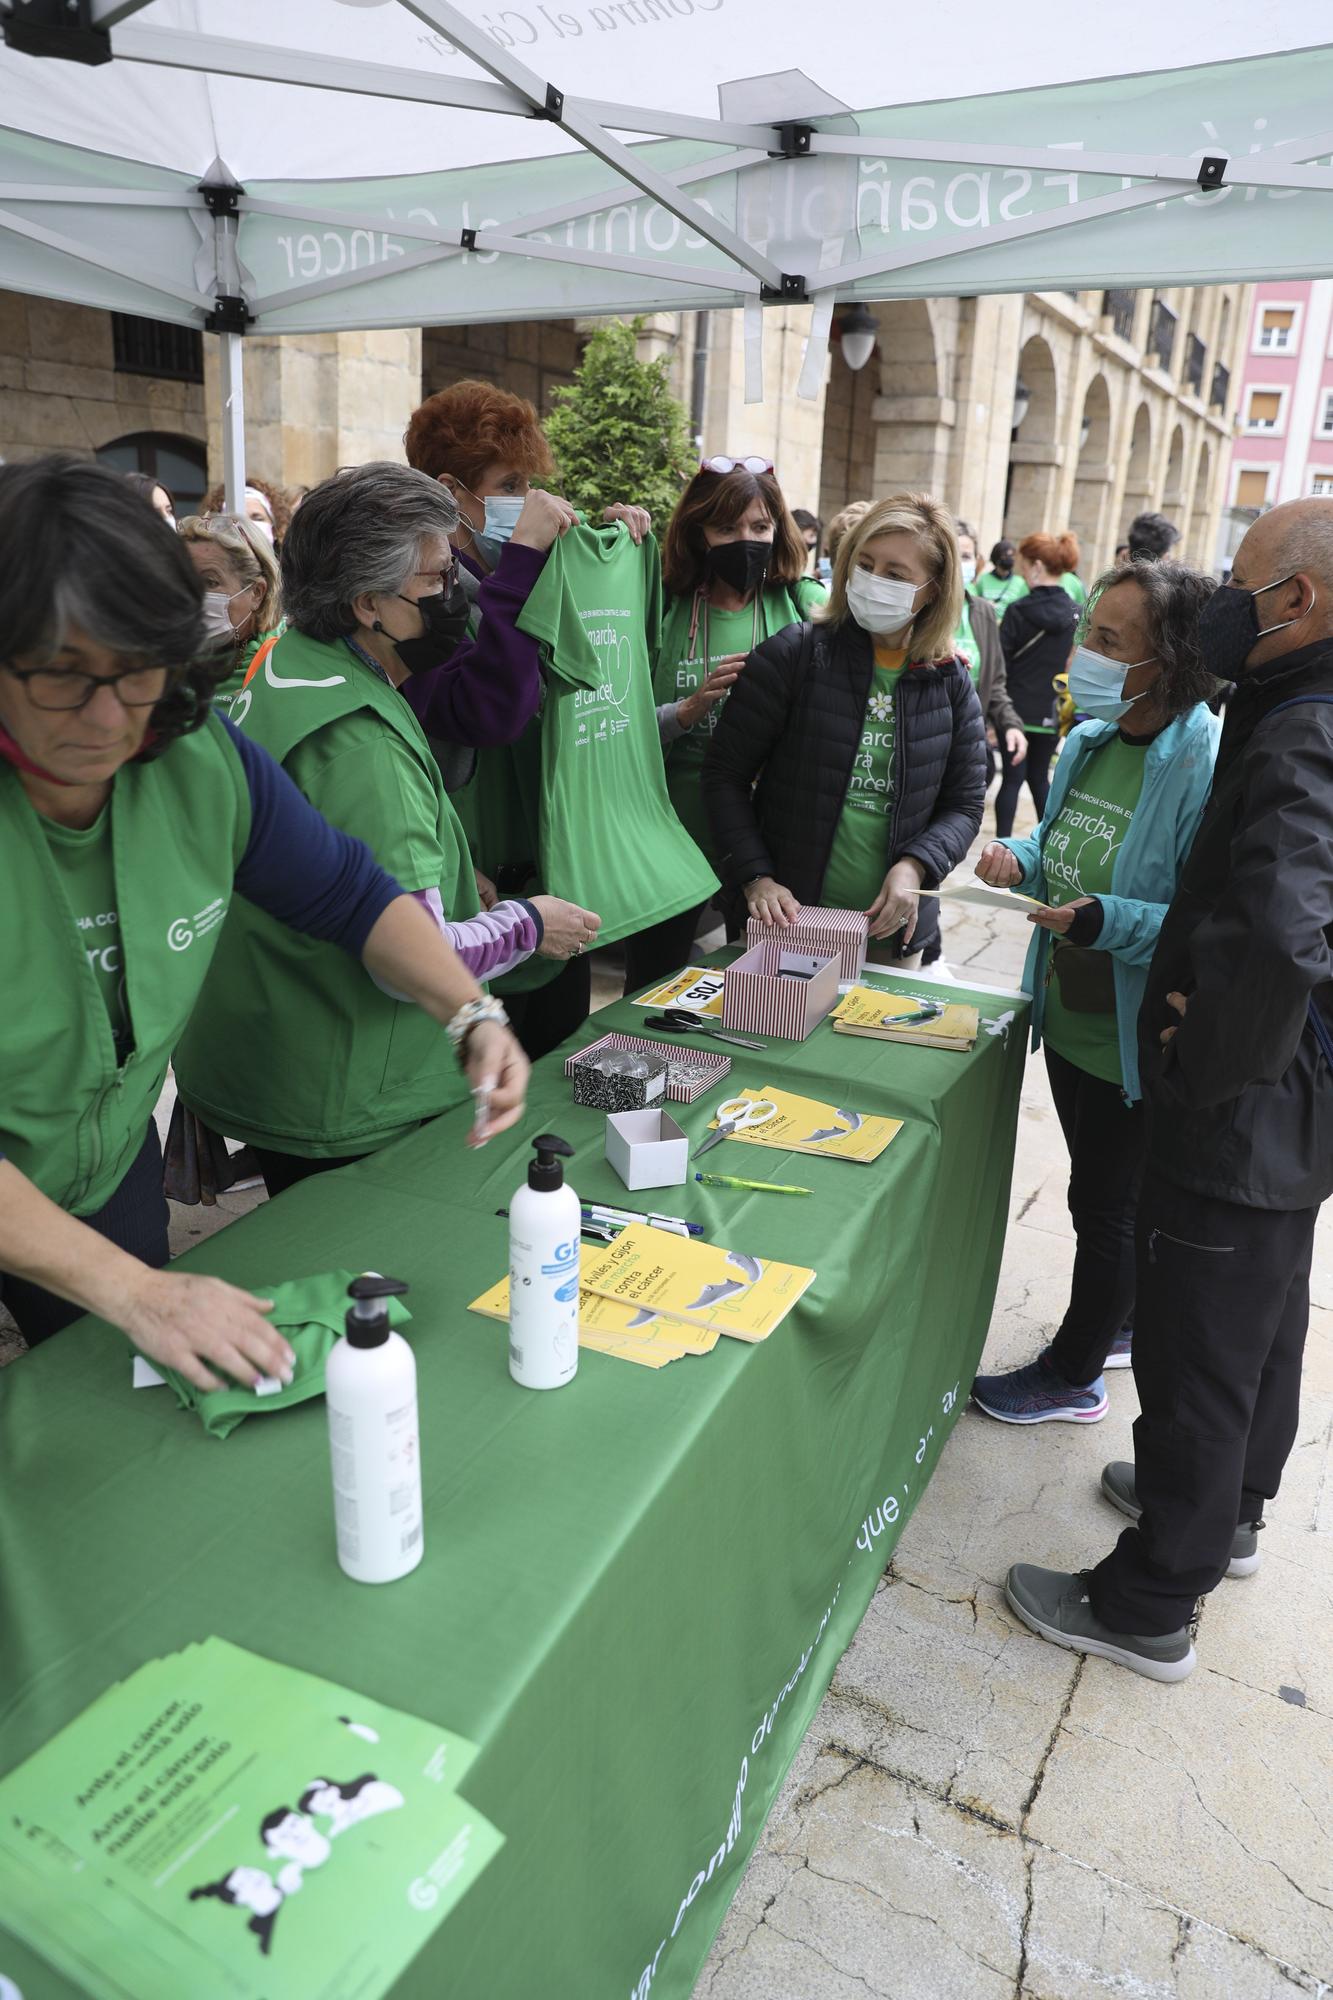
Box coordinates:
[508,1135,579,1390]
[325,1274,423,1583]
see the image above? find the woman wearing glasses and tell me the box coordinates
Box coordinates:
[622,456,824,990]
[174,464,598,1197]
[0,458,530,1377]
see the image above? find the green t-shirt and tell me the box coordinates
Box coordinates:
[974,571,1027,616]
[1060,572,1088,608]
[820,645,907,925]
[515,524,717,947]
[42,805,129,1060]
[1040,734,1148,1085]
[953,599,982,685]
[285,716,461,902]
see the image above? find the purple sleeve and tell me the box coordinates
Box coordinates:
[414,888,543,979]
[401,542,546,747]
[222,716,402,956]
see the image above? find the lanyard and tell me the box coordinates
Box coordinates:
[687,587,763,668]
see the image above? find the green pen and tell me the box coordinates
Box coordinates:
[695,1172,813,1195]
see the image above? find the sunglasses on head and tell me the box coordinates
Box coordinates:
[699,455,775,477]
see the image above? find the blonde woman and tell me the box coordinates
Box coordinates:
[178,513,282,718]
[703,493,988,966]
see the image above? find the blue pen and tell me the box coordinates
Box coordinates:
[582,1202,703,1238]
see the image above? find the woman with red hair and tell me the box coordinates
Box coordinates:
[995,531,1081,837]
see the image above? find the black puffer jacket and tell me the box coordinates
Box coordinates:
[999,584,1078,727]
[1140,636,1333,1209]
[701,618,988,960]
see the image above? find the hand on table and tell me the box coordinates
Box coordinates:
[602,502,652,544]
[867,858,926,943]
[678,653,747,729]
[745,876,801,927]
[1160,990,1188,1047]
[1027,896,1093,934]
[464,1020,529,1147]
[510,488,578,552]
[119,1269,289,1394]
[976,842,1022,888]
[531,896,601,961]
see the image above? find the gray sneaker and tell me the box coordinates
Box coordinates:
[1005,1563,1196,1682]
[1100,1462,1264,1578]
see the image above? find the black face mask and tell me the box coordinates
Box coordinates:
[707,538,772,596]
[1197,572,1305,683]
[380,579,471,676]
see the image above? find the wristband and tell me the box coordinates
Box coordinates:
[445,995,510,1060]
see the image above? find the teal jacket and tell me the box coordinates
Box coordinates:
[999,704,1221,1101]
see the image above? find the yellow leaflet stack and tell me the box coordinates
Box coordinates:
[832,988,980,1052]
[468,1275,717,1369]
[578,1224,815,1341]
[705,1086,903,1165]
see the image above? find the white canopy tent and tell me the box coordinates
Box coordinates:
[1,0,1332,503]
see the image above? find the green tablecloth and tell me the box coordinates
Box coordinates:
[0,970,1027,2000]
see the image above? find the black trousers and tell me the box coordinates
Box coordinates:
[1,1123,169,1347]
[503,953,592,1063]
[1090,1170,1317,1634]
[994,730,1057,837]
[250,1145,368,1200]
[621,902,710,998]
[1043,1047,1146,1385]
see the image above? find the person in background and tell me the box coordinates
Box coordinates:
[974,538,1027,617]
[173,464,596,1199]
[624,459,823,989]
[403,379,645,1057]
[177,513,282,720]
[953,519,1027,772]
[200,477,292,549]
[1127,512,1180,563]
[123,471,177,530]
[971,559,1219,1426]
[1004,499,1333,1682]
[0,457,528,1373]
[704,492,986,969]
[825,501,871,577]
[792,507,823,574]
[1115,540,1131,565]
[1060,552,1089,609]
[995,531,1081,837]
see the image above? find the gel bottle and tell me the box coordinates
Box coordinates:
[509,1135,579,1390]
[326,1274,423,1583]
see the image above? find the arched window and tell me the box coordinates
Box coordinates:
[95,433,208,511]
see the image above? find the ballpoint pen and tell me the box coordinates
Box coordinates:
[694,1173,813,1195]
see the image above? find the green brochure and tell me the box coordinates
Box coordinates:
[0,1639,501,2000]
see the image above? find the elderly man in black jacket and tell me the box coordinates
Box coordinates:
[1006,497,1333,1681]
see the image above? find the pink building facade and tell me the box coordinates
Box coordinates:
[1225,281,1333,559]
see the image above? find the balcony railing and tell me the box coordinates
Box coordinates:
[1184,332,1206,396]
[1210,361,1231,413]
[1148,297,1177,371]
[1102,288,1136,342]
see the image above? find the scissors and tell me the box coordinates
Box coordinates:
[695,1095,780,1156]
[643,1008,768,1052]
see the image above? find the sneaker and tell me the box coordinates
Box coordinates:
[971,1352,1109,1425]
[1100,1461,1263,1578]
[1004,1563,1196,1682]
[1104,1328,1133,1370]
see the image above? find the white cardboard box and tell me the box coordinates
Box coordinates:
[605,1109,690,1192]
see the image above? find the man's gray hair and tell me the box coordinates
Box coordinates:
[1266,499,1333,588]
[279,461,460,642]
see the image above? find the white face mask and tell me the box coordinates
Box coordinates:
[846,568,924,636]
[959,558,977,587]
[201,585,251,644]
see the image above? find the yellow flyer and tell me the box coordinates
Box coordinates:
[577,1224,815,1342]
[630,965,725,1019]
[708,1086,903,1165]
[468,1275,717,1367]
[832,988,980,1050]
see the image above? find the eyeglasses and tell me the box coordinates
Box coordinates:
[3,660,170,711]
[699,455,775,477]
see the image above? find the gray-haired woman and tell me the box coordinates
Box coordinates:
[174,463,599,1197]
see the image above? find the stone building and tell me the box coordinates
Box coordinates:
[0,281,1250,583]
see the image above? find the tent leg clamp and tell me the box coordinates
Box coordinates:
[2,0,110,65]
[770,123,814,160]
[532,83,565,121]
[1197,156,1227,190]
[761,275,809,305]
[206,296,253,335]
[460,228,478,251]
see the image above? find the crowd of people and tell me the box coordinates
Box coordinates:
[2,377,1330,1687]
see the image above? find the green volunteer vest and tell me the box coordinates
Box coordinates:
[1,719,251,1215]
[175,627,480,1158]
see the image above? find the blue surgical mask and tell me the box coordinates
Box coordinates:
[461,486,525,566]
[1067,644,1156,723]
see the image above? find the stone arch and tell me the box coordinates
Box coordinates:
[1003,333,1062,538]
[1188,439,1215,565]
[94,431,208,510]
[1163,424,1186,509]
[823,300,953,515]
[1121,401,1155,535]
[1069,372,1114,578]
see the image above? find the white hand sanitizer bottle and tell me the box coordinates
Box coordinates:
[326,1274,423,1583]
[509,1134,580,1390]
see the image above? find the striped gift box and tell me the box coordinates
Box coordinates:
[722,943,842,1041]
[746,906,868,982]
[566,1033,730,1104]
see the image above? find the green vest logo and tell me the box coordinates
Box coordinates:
[167,897,228,952]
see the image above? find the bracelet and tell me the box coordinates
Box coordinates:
[445,995,510,1059]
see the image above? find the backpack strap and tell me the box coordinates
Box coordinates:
[1262,694,1333,1065]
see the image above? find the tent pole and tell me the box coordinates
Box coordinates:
[218,331,245,515]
